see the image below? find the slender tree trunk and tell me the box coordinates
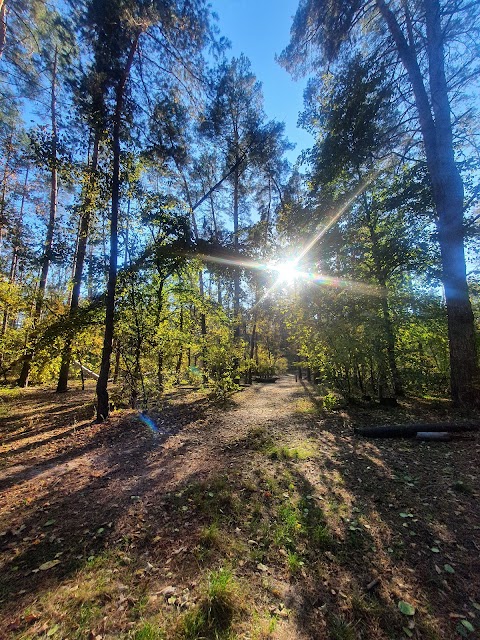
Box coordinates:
[175,305,183,384]
[1,247,15,336]
[129,276,142,409]
[0,133,12,251]
[157,353,164,392]
[379,285,403,395]
[362,189,404,396]
[87,242,94,300]
[248,316,256,384]
[0,0,6,60]
[376,0,479,405]
[18,49,58,387]
[199,274,208,384]
[96,37,139,421]
[179,168,208,385]
[78,354,85,390]
[233,166,241,336]
[113,339,121,383]
[57,133,100,392]
[1,167,27,338]
[155,278,165,392]
[369,356,376,394]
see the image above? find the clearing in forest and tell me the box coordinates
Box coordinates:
[0,378,479,639]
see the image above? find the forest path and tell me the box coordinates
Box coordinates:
[0,378,479,639]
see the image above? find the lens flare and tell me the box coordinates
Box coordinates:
[188,166,388,308]
[270,260,298,284]
[138,412,159,435]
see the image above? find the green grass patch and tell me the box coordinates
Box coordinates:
[294,397,319,414]
[175,568,242,639]
[328,614,357,640]
[267,443,315,460]
[286,551,304,574]
[273,503,301,549]
[133,623,166,640]
[244,428,316,460]
[181,476,241,519]
[199,522,223,549]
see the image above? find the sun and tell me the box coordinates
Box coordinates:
[272,260,298,284]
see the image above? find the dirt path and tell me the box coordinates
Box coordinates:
[0,378,479,639]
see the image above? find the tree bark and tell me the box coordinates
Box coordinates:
[57,133,100,392]
[175,305,183,384]
[1,167,27,338]
[233,150,241,338]
[18,49,58,387]
[0,0,6,59]
[375,0,479,405]
[363,195,404,397]
[96,36,139,421]
[379,285,404,396]
[248,315,257,384]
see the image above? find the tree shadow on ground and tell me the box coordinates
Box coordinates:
[0,391,214,624]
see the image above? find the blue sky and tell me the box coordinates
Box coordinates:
[209,0,314,164]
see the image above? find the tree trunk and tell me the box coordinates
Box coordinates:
[248,317,257,384]
[18,49,58,387]
[1,167,27,338]
[0,133,13,252]
[0,0,6,60]
[157,353,163,392]
[96,37,139,421]
[376,0,479,406]
[233,159,241,338]
[362,183,404,396]
[179,168,208,384]
[379,286,404,396]
[175,305,183,384]
[57,133,100,392]
[200,302,208,385]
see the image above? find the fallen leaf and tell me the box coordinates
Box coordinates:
[461,620,475,632]
[39,559,61,571]
[398,601,415,616]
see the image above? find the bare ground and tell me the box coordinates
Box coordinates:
[0,377,479,639]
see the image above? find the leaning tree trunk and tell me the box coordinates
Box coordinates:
[18,48,58,387]
[96,36,139,422]
[376,0,479,406]
[57,133,100,392]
